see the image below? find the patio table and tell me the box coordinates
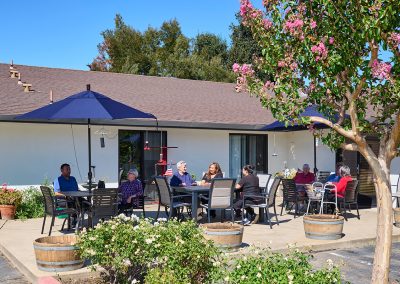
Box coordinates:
[174,185,210,220]
[62,191,93,232]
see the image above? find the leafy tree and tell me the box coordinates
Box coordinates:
[235,1,399,283]
[193,33,228,64]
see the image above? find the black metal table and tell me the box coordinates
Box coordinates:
[175,185,210,220]
[62,191,93,232]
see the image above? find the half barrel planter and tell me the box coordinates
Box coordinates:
[33,235,84,272]
[303,214,345,240]
[200,222,244,250]
[393,208,400,227]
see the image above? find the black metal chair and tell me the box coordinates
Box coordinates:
[40,186,77,236]
[281,179,305,218]
[244,177,281,228]
[392,175,400,207]
[338,180,360,221]
[89,188,119,227]
[154,176,192,220]
[199,178,236,223]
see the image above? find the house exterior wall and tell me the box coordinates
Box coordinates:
[0,122,398,186]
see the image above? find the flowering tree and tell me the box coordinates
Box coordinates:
[234,0,399,283]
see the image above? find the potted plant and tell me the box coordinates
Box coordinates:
[0,184,23,220]
[303,213,345,240]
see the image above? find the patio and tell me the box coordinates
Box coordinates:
[1,206,400,283]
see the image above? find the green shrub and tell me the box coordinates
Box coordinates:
[211,247,342,284]
[15,187,44,219]
[77,215,220,284]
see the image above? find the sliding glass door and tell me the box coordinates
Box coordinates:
[229,134,268,179]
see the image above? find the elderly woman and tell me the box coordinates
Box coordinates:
[327,165,352,201]
[119,169,143,210]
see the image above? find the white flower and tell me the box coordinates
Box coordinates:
[145,238,154,244]
[131,279,138,284]
[157,217,167,222]
[155,243,161,248]
[133,225,139,230]
[288,274,294,281]
[123,259,131,267]
[224,276,229,281]
[153,222,159,226]
[241,275,246,280]
[326,258,334,270]
[86,249,96,256]
[131,214,140,222]
[118,213,126,219]
[258,266,262,271]
[212,261,220,267]
[257,272,261,278]
[89,236,96,241]
[236,265,241,269]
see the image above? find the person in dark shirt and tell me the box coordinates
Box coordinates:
[201,162,223,185]
[326,163,343,183]
[170,161,196,187]
[233,165,260,225]
[118,169,143,211]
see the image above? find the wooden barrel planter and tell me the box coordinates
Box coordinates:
[200,223,243,250]
[303,214,344,240]
[393,208,400,227]
[33,235,84,272]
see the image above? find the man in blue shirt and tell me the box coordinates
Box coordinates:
[170,161,196,187]
[326,163,343,183]
[54,163,79,194]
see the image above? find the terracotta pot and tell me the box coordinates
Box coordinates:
[0,205,16,220]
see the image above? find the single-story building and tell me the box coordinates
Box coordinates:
[0,63,398,205]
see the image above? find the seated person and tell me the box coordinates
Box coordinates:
[200,162,223,218]
[118,169,143,211]
[201,162,223,185]
[170,161,196,187]
[327,165,352,202]
[326,163,343,183]
[294,164,316,184]
[53,163,79,194]
[233,165,260,225]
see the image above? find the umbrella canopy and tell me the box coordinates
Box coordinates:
[261,105,346,173]
[16,85,157,190]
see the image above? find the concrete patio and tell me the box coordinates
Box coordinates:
[1,207,400,283]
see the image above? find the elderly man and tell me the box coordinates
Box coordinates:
[294,164,316,184]
[54,163,79,194]
[170,160,196,187]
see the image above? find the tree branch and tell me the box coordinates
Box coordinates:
[387,112,400,162]
[341,143,359,151]
[308,116,354,141]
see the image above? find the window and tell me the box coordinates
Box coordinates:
[229,134,268,179]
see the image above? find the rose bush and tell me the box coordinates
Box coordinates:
[0,184,22,207]
[77,215,220,284]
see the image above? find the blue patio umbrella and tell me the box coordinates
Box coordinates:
[261,105,346,173]
[16,85,157,191]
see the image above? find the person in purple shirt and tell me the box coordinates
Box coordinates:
[170,161,196,187]
[118,169,143,210]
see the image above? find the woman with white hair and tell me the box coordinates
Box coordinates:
[327,165,352,201]
[118,168,143,210]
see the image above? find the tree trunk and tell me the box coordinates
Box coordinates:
[371,163,393,284]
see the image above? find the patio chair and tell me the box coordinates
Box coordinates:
[281,179,305,218]
[154,176,192,220]
[317,171,332,183]
[244,177,281,228]
[199,178,236,223]
[89,188,119,227]
[338,180,360,221]
[392,175,400,207]
[40,186,77,236]
[257,174,272,191]
[320,183,338,214]
[305,182,324,215]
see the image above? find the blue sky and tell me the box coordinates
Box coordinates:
[0,0,249,70]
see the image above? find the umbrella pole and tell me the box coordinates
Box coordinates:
[88,119,92,193]
[313,135,317,174]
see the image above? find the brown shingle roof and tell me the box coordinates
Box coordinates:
[0,63,274,129]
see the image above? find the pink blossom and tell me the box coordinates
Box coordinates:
[284,19,304,35]
[264,81,274,89]
[310,20,317,29]
[277,61,286,67]
[263,18,273,30]
[289,62,298,70]
[240,0,254,17]
[371,60,392,80]
[232,63,241,73]
[311,42,328,61]
[388,32,400,47]
[329,37,335,44]
[241,64,254,76]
